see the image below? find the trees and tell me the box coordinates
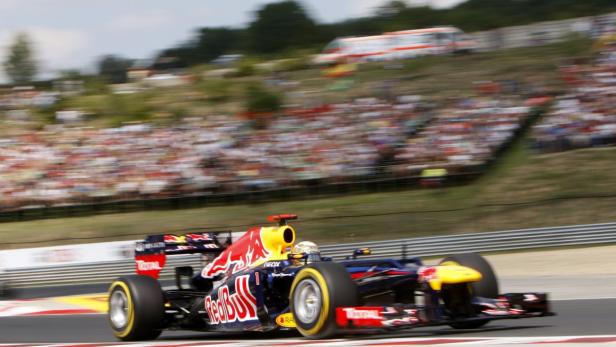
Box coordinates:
[376,0,408,17]
[244,83,282,129]
[157,27,244,66]
[139,0,616,71]
[97,55,133,84]
[245,83,281,113]
[3,32,38,85]
[248,0,318,54]
[194,27,242,62]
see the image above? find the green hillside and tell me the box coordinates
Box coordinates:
[11,37,591,131]
[0,37,606,249]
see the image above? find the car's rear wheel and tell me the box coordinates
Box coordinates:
[440,253,499,329]
[108,275,164,341]
[290,262,358,339]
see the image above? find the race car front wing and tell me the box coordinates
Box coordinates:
[336,292,554,330]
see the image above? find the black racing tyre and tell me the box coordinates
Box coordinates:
[440,253,499,329]
[290,262,359,339]
[108,275,164,341]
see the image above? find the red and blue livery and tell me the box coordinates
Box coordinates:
[107,214,553,341]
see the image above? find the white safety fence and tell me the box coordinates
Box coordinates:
[0,222,615,288]
[471,12,616,51]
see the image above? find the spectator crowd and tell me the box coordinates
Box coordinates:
[0,87,57,111]
[532,40,616,152]
[0,93,534,210]
[395,98,531,174]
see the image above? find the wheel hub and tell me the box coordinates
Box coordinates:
[294,279,322,324]
[109,289,129,329]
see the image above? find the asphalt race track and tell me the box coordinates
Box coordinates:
[3,248,616,346]
[0,298,614,344]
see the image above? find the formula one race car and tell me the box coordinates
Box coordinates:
[107,214,553,341]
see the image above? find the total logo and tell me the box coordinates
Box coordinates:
[136,260,162,271]
[336,307,384,328]
[135,254,166,278]
[342,307,382,320]
[204,275,257,324]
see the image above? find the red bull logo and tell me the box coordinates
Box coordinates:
[201,227,270,278]
[204,275,257,324]
[164,233,212,244]
[185,233,212,242]
[164,235,186,244]
[418,266,437,282]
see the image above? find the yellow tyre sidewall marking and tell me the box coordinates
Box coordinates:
[291,268,330,336]
[108,281,135,338]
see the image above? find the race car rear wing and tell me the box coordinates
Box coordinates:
[136,231,232,256]
[135,231,233,279]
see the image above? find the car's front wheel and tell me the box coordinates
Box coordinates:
[108,275,164,341]
[440,253,499,329]
[290,262,358,339]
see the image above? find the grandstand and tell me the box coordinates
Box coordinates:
[0,93,542,212]
[532,40,616,152]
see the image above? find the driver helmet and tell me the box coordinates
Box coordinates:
[291,241,321,263]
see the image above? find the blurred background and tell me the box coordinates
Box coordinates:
[0,0,616,248]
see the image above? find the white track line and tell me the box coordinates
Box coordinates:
[552,296,616,301]
[2,336,616,347]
